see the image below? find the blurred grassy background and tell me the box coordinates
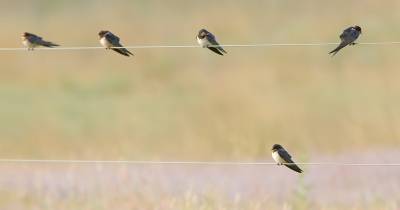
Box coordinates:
[0,0,400,161]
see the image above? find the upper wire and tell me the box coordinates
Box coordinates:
[2,42,400,51]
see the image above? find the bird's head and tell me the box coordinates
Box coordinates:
[271,144,284,152]
[198,29,208,38]
[22,32,32,40]
[98,30,109,39]
[354,25,362,34]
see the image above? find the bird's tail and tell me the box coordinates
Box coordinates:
[283,162,303,173]
[113,44,134,56]
[111,48,131,57]
[329,50,339,57]
[207,47,224,55]
[218,46,227,54]
[42,41,60,48]
[123,48,134,56]
[329,42,348,57]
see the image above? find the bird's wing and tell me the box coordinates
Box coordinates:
[105,32,120,46]
[278,149,303,173]
[347,27,360,40]
[30,36,59,47]
[105,33,133,56]
[277,149,292,162]
[205,33,227,54]
[329,29,357,56]
[27,35,40,43]
[340,27,359,42]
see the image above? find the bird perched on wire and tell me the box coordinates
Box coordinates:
[329,25,362,57]
[21,32,59,50]
[271,144,303,173]
[196,29,227,56]
[98,30,134,57]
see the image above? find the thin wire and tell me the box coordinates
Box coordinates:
[0,159,398,166]
[1,42,400,51]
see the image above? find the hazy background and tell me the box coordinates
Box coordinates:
[0,0,399,209]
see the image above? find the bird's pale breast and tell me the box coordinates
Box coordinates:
[22,40,39,48]
[100,37,114,48]
[197,36,212,47]
[272,151,285,163]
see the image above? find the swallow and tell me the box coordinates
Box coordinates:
[21,32,59,50]
[271,144,303,173]
[196,29,227,56]
[329,25,362,57]
[98,30,133,57]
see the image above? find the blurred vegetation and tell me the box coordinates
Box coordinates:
[0,0,400,162]
[290,156,311,210]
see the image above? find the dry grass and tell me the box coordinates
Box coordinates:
[0,0,400,208]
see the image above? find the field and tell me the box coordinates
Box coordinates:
[0,0,400,209]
